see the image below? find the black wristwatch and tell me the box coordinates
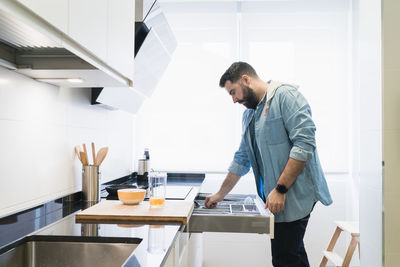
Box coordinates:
[275,184,288,194]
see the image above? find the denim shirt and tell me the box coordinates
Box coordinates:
[228,83,332,222]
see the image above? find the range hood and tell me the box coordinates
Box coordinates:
[91,0,177,114]
[0,1,130,88]
[133,0,177,97]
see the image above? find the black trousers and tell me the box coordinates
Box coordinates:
[270,214,311,267]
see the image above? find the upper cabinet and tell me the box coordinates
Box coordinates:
[69,0,108,62]
[16,0,69,33]
[16,0,135,82]
[107,0,134,80]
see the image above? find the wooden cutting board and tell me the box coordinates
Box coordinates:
[75,200,194,225]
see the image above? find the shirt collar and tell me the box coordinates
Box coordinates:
[255,80,300,110]
[257,88,268,108]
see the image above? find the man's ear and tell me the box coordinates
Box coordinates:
[241,75,251,86]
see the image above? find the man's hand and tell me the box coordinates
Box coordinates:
[265,189,286,214]
[204,193,224,208]
[204,172,240,208]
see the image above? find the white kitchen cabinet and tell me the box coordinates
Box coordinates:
[163,245,176,267]
[177,229,189,267]
[107,0,135,80]
[17,0,68,33]
[162,228,191,267]
[69,0,108,62]
[13,0,135,87]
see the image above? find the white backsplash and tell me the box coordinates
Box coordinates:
[0,66,135,218]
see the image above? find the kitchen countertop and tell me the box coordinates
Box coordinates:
[0,173,262,266]
[30,212,182,267]
[0,174,204,267]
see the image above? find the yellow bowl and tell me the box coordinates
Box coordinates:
[117,188,146,205]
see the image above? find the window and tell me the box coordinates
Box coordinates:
[136,0,351,173]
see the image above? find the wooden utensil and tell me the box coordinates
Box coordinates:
[95,147,109,166]
[74,146,82,163]
[82,144,89,166]
[91,142,96,166]
[80,151,87,165]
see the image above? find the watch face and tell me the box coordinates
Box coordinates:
[276,184,288,194]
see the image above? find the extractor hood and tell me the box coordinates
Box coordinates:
[91,0,177,114]
[0,1,130,88]
[133,0,177,97]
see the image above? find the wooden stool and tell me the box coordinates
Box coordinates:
[319,221,360,267]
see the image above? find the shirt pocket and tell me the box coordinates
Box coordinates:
[264,117,288,145]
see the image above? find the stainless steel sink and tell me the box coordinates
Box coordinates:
[188,193,274,235]
[0,236,141,267]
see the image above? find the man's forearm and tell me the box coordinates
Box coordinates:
[277,157,306,188]
[217,172,241,197]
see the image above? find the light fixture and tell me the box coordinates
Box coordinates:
[66,78,84,83]
[35,78,84,84]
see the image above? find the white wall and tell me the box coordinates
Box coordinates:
[0,67,135,218]
[356,0,383,266]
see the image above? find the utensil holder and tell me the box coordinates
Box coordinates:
[81,223,99,237]
[82,165,100,202]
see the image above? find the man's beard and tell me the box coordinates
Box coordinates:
[239,84,259,109]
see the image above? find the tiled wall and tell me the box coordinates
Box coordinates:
[383,0,400,265]
[0,67,135,218]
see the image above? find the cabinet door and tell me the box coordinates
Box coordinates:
[163,244,176,267]
[107,0,134,80]
[69,0,108,61]
[17,0,68,33]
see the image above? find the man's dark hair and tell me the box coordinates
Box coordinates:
[219,62,259,87]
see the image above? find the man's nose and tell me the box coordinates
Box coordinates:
[232,96,238,103]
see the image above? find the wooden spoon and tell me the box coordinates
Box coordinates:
[82,144,89,166]
[74,146,82,163]
[95,147,109,166]
[80,151,87,165]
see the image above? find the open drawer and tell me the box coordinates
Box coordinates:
[187,193,274,238]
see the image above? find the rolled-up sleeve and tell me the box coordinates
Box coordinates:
[228,134,251,176]
[279,87,316,162]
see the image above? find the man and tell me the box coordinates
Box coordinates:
[205,62,332,267]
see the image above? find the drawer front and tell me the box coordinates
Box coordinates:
[187,194,274,237]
